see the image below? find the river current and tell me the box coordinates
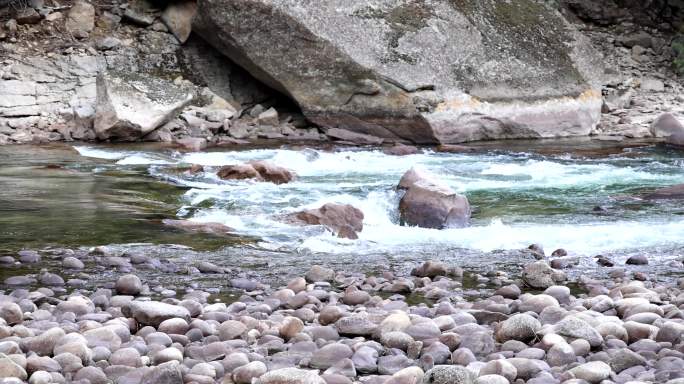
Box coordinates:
[2,141,684,274]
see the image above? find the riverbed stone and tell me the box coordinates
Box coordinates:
[219,320,247,340]
[422,365,475,384]
[310,344,353,370]
[115,274,143,295]
[496,314,541,343]
[553,316,603,347]
[0,303,22,325]
[522,261,565,289]
[398,168,470,229]
[290,203,364,239]
[128,301,191,327]
[255,367,326,384]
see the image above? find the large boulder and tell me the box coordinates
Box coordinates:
[398,167,470,229]
[193,0,602,144]
[288,203,364,239]
[94,72,195,141]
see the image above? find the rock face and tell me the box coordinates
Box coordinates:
[193,0,603,144]
[397,167,470,229]
[289,203,364,239]
[94,72,195,141]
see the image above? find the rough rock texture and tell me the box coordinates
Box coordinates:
[398,167,470,229]
[94,72,195,141]
[289,203,364,239]
[217,161,295,184]
[193,0,603,144]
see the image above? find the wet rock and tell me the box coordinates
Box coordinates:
[411,261,448,278]
[176,137,207,151]
[94,72,194,141]
[626,255,649,265]
[219,320,247,340]
[218,161,294,184]
[39,272,64,286]
[422,365,475,384]
[196,261,224,274]
[496,314,541,343]
[552,317,603,347]
[62,257,84,269]
[478,360,517,382]
[567,361,611,383]
[644,184,684,200]
[290,203,364,239]
[398,167,470,229]
[522,261,565,289]
[128,301,191,327]
[115,274,143,295]
[0,353,28,380]
[18,250,40,263]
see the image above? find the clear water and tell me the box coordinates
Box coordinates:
[58,140,684,263]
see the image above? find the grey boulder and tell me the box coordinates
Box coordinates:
[193,0,602,144]
[94,72,194,141]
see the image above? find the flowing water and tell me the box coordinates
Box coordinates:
[2,140,684,281]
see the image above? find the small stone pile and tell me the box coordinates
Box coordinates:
[0,253,683,384]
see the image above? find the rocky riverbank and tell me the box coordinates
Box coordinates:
[0,244,683,384]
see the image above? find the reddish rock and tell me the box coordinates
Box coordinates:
[217,164,263,181]
[247,160,295,184]
[290,203,364,239]
[397,167,470,229]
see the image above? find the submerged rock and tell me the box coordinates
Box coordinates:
[288,203,364,239]
[94,72,194,141]
[398,167,470,229]
[193,0,602,144]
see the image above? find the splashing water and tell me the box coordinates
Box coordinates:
[73,144,684,258]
